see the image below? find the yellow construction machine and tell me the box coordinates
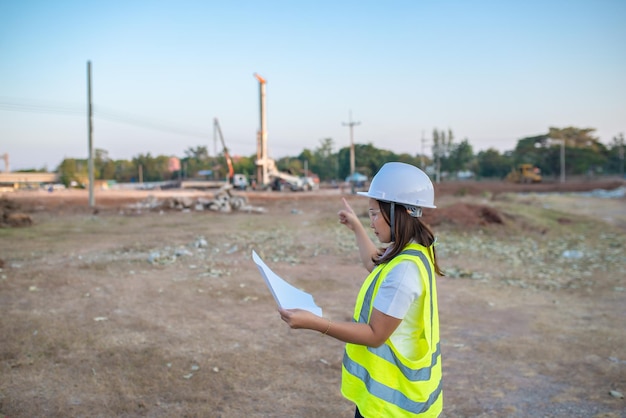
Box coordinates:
[506,164,542,183]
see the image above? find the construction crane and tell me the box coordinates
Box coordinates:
[178,118,251,212]
[213,118,234,183]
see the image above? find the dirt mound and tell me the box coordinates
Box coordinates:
[423,202,504,227]
[0,197,32,227]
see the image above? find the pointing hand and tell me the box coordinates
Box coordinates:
[338,197,359,231]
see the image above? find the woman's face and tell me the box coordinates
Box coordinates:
[368,199,391,243]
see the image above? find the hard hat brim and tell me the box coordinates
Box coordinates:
[356,191,437,209]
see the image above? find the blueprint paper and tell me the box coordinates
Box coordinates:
[252,250,323,316]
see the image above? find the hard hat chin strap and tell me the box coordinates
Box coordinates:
[390,202,395,242]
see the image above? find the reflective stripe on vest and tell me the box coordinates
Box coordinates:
[342,247,442,416]
[342,354,443,413]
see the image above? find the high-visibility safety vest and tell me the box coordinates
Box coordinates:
[341,243,443,417]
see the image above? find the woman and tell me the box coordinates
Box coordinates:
[279,162,443,417]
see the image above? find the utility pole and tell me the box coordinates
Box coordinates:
[559,139,565,183]
[433,129,442,184]
[420,130,426,169]
[618,133,624,179]
[342,110,360,188]
[87,61,95,207]
[548,137,566,183]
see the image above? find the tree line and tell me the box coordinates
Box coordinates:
[51,126,624,186]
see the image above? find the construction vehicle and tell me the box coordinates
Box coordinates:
[213,117,251,190]
[215,117,234,184]
[268,167,316,192]
[506,164,542,183]
[180,118,250,212]
[252,73,315,192]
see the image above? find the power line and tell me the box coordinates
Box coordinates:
[0,97,83,115]
[0,97,209,139]
[94,106,208,139]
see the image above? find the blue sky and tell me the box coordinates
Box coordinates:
[1,0,624,171]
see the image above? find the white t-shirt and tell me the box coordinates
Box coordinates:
[372,259,424,360]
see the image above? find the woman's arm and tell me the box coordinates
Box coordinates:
[279,308,401,348]
[338,197,377,272]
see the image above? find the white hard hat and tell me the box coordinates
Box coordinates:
[357,162,436,209]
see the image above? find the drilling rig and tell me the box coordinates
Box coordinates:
[253,74,315,191]
[254,73,271,187]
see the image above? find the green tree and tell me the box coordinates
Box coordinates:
[566,145,608,176]
[299,138,337,181]
[274,156,304,175]
[232,155,256,177]
[446,138,474,174]
[510,127,611,178]
[99,160,116,180]
[548,127,601,150]
[296,148,316,177]
[548,127,606,176]
[475,149,512,178]
[431,129,441,180]
[131,153,171,182]
[512,134,547,163]
[182,145,211,178]
[211,151,230,180]
[321,138,339,181]
[337,143,399,180]
[113,159,136,182]
[94,148,116,180]
[395,153,421,168]
[607,133,624,176]
[58,158,88,187]
[432,129,456,180]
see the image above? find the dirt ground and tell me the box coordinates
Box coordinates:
[1,179,625,418]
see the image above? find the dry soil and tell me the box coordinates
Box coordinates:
[0,179,625,418]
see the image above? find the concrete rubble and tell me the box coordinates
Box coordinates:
[129,189,266,214]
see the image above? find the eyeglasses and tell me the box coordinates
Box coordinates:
[368,209,381,220]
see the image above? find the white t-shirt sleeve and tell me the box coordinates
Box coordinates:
[372,260,422,319]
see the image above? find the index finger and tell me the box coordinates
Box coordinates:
[341,197,354,213]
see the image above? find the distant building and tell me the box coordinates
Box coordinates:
[168,157,181,172]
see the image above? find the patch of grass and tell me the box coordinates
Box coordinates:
[487,195,600,238]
